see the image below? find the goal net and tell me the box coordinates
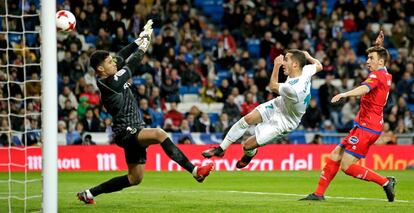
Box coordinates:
[0,0,53,212]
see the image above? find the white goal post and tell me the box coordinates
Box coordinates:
[40,0,57,212]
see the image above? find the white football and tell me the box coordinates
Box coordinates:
[56,10,76,32]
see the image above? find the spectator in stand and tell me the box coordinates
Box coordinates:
[200,80,223,104]
[240,92,259,116]
[77,96,90,120]
[160,77,180,103]
[164,102,183,129]
[318,74,336,119]
[218,28,237,54]
[215,113,230,133]
[139,98,156,128]
[376,122,397,145]
[67,122,84,145]
[301,98,323,131]
[111,27,129,52]
[25,72,41,97]
[59,86,78,109]
[163,118,180,133]
[179,119,192,134]
[82,134,96,145]
[194,112,215,133]
[58,120,68,134]
[95,28,112,51]
[396,72,413,97]
[21,118,41,146]
[82,108,101,132]
[80,84,100,106]
[60,99,75,120]
[201,29,217,52]
[340,96,359,130]
[218,79,232,102]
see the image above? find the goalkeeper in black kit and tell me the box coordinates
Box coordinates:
[77,20,214,204]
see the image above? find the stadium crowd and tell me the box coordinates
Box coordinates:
[0,0,414,146]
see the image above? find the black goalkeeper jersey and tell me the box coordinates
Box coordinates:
[96,43,146,135]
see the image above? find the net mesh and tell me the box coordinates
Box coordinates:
[0,0,42,212]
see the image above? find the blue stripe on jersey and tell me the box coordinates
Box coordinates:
[344,149,365,158]
[361,82,372,91]
[353,121,382,135]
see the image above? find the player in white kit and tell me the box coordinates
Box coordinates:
[202,50,323,168]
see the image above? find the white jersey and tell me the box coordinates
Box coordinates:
[255,64,317,145]
[275,64,317,126]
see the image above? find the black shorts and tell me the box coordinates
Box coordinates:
[114,128,147,164]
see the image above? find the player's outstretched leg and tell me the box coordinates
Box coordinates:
[140,128,214,182]
[236,148,257,169]
[236,136,259,169]
[202,110,263,158]
[78,174,132,204]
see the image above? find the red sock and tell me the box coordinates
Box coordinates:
[344,164,388,186]
[314,158,340,196]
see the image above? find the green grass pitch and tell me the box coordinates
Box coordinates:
[1,170,413,212]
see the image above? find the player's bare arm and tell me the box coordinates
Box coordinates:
[374,29,384,47]
[331,85,370,103]
[268,55,284,93]
[303,51,323,72]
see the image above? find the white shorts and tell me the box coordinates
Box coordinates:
[254,99,295,146]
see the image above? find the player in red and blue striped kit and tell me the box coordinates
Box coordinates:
[301,31,396,202]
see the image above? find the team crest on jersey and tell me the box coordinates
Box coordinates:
[288,79,299,85]
[114,69,126,81]
[348,136,359,144]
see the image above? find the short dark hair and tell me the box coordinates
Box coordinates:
[287,49,306,69]
[89,50,110,71]
[366,46,389,63]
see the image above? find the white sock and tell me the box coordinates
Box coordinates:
[192,166,198,177]
[85,189,94,198]
[219,118,249,151]
[244,148,257,157]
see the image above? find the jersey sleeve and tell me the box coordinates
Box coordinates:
[361,72,380,91]
[302,64,317,78]
[279,83,299,103]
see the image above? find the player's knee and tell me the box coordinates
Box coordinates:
[154,128,168,142]
[340,161,351,172]
[128,174,143,186]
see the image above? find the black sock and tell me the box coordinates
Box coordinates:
[89,175,131,197]
[161,138,195,173]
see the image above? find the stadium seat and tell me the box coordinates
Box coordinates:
[25,33,37,47]
[85,34,97,44]
[132,77,145,85]
[8,33,22,43]
[182,94,199,102]
[247,39,260,58]
[188,86,200,94]
[288,130,307,144]
[208,112,219,124]
[179,86,188,95]
[208,103,224,113]
[388,48,398,60]
[407,103,414,112]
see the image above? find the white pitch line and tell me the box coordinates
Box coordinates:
[67,189,414,203]
[2,189,412,203]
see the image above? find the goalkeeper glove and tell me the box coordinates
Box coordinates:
[135,19,153,46]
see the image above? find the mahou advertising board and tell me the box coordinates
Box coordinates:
[1,145,413,172]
